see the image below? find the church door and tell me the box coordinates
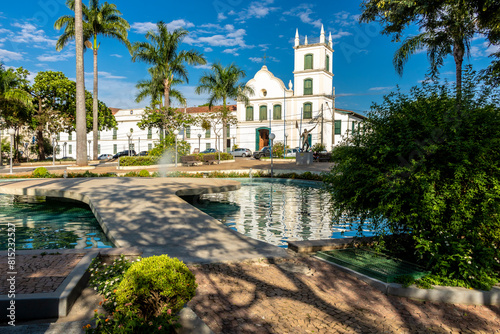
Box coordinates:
[255,128,270,151]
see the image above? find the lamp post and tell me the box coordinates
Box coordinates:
[269,133,275,178]
[284,133,288,158]
[126,132,132,156]
[8,128,15,174]
[87,140,91,160]
[173,129,179,167]
[197,133,201,152]
[52,135,57,166]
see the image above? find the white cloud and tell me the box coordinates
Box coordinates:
[194,63,212,69]
[333,11,360,27]
[284,4,322,28]
[85,71,126,80]
[110,54,123,58]
[131,20,194,35]
[228,0,278,21]
[11,22,56,47]
[331,31,352,40]
[37,51,72,62]
[249,56,279,63]
[217,13,227,20]
[196,29,248,48]
[204,47,213,52]
[0,49,23,61]
[369,86,395,91]
[223,48,239,56]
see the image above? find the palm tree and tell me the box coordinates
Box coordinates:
[131,21,206,124]
[55,0,130,160]
[135,67,186,109]
[195,63,253,152]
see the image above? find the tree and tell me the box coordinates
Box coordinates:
[195,63,253,152]
[196,107,238,155]
[137,106,194,141]
[323,68,500,290]
[55,0,130,160]
[360,0,477,92]
[131,21,206,133]
[135,67,186,110]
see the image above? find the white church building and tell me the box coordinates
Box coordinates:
[48,26,365,159]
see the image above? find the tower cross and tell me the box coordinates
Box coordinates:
[262,53,268,65]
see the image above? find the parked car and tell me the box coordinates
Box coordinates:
[229,148,252,157]
[98,153,113,160]
[285,148,299,158]
[201,148,218,154]
[253,146,271,159]
[138,151,149,156]
[113,150,136,159]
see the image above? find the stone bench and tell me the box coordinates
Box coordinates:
[181,155,199,166]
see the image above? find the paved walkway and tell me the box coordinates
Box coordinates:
[0,177,287,262]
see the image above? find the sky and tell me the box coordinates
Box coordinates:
[0,0,498,115]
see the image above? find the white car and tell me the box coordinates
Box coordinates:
[285,148,299,158]
[229,148,252,157]
[98,153,113,160]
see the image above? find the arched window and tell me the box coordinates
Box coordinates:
[303,103,312,119]
[326,54,330,72]
[304,54,313,70]
[259,105,267,121]
[273,104,282,120]
[246,106,254,121]
[304,78,313,95]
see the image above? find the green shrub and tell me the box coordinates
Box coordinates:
[32,167,50,178]
[138,169,150,177]
[119,156,159,166]
[196,152,233,161]
[323,68,500,290]
[311,143,326,152]
[115,255,197,320]
[124,171,139,177]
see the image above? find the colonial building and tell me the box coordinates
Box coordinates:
[50,26,365,159]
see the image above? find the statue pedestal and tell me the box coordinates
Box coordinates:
[296,152,313,165]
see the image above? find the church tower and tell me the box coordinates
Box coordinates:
[293,25,333,99]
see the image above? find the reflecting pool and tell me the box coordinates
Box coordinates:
[0,194,113,250]
[191,178,376,248]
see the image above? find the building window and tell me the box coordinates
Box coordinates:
[226,125,230,137]
[69,144,72,154]
[147,128,152,139]
[98,144,101,154]
[206,143,211,150]
[68,133,72,141]
[259,105,267,121]
[113,144,117,154]
[113,128,117,140]
[246,106,253,121]
[148,143,152,151]
[304,79,313,95]
[326,54,330,72]
[303,103,312,119]
[273,105,282,120]
[304,54,313,70]
[186,126,191,139]
[335,120,341,135]
[130,110,134,115]
[205,127,211,138]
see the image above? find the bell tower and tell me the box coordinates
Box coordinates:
[293,25,334,98]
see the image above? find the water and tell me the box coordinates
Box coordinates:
[191,178,376,248]
[0,194,114,250]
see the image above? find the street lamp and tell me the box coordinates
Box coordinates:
[8,128,15,174]
[126,132,132,156]
[197,133,201,153]
[269,133,275,178]
[284,133,288,158]
[173,129,179,167]
[52,135,57,166]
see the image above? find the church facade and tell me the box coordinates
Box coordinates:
[234,26,365,152]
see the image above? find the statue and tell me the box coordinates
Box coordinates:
[300,124,317,151]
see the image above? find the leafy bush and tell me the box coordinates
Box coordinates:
[148,134,190,161]
[32,167,50,178]
[138,169,150,177]
[115,255,197,319]
[119,156,159,166]
[195,152,233,161]
[271,141,286,158]
[323,68,500,290]
[311,143,326,152]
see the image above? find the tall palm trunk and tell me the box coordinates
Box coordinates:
[75,0,87,166]
[163,74,172,137]
[453,41,464,94]
[92,44,98,160]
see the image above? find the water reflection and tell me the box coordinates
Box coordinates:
[192,179,376,248]
[0,194,113,250]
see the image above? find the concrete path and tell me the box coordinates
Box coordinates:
[0,178,287,263]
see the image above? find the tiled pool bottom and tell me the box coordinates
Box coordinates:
[0,194,113,250]
[191,178,376,248]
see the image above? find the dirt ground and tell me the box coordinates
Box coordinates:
[188,255,500,334]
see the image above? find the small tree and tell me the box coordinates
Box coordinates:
[323,68,500,290]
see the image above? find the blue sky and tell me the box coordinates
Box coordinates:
[0,0,497,114]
